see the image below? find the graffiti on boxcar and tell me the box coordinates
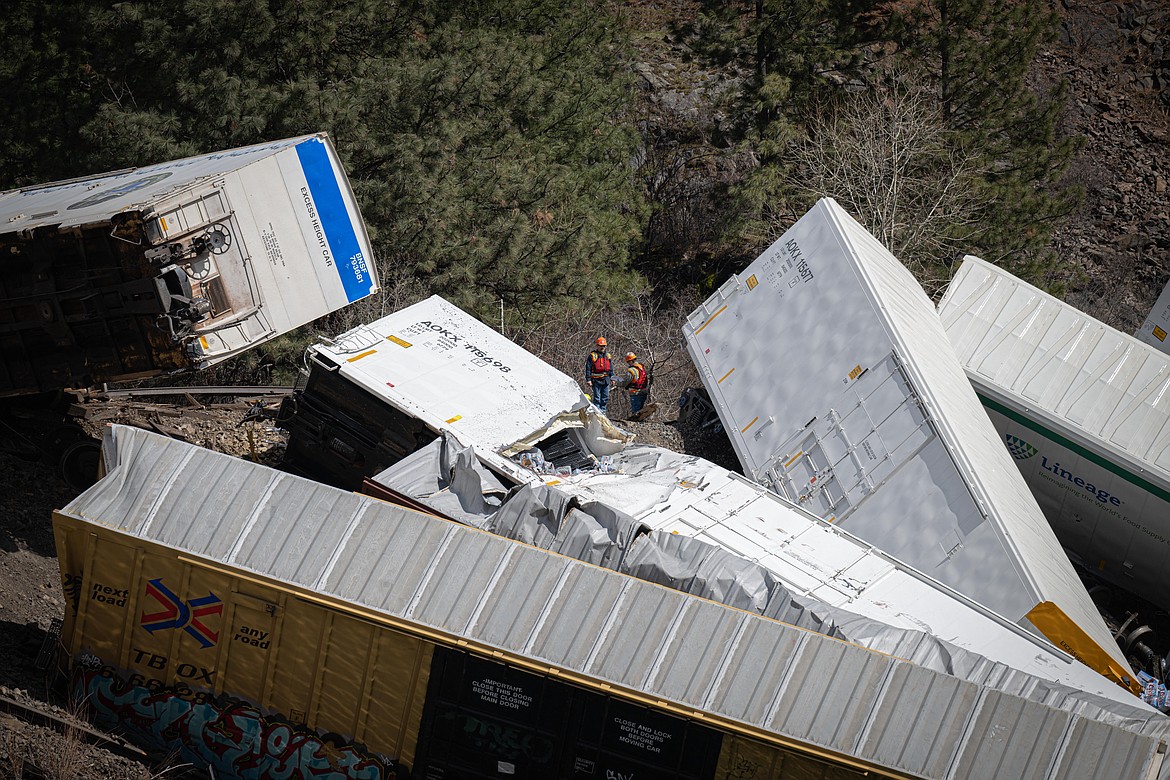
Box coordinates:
[438,709,556,763]
[73,666,401,779]
[63,572,82,611]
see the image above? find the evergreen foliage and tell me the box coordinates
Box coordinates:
[676,0,1079,287]
[672,1,867,248]
[0,0,646,320]
[0,0,1083,315]
[883,0,1081,274]
[0,1,100,185]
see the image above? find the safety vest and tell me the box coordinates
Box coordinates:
[589,352,612,379]
[628,363,648,391]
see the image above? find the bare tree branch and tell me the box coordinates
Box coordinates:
[787,79,990,298]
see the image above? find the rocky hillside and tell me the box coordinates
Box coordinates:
[626,0,1170,330]
[1045,0,1170,331]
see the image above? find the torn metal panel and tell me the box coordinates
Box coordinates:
[374,434,644,570]
[366,405,1142,715]
[371,431,507,527]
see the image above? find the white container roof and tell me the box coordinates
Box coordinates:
[680,198,1131,685]
[939,256,1170,605]
[0,135,314,232]
[939,255,1170,491]
[61,426,1170,780]
[310,295,588,456]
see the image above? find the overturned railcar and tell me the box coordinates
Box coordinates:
[681,198,1134,687]
[55,426,1170,779]
[0,133,378,397]
[940,256,1170,609]
[281,295,1150,700]
[278,295,585,491]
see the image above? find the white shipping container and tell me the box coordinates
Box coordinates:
[940,255,1170,608]
[682,198,1131,684]
[306,295,590,457]
[0,133,378,394]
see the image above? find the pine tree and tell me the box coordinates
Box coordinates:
[0,1,100,185]
[882,0,1081,273]
[666,0,865,257]
[0,0,648,320]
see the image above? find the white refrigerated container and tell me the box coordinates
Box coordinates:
[682,198,1132,685]
[0,133,378,395]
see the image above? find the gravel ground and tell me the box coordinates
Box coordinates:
[0,399,288,779]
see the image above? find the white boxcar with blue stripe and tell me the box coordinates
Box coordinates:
[0,133,378,396]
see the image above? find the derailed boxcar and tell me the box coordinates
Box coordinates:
[47,427,818,779]
[0,133,378,397]
[57,426,1170,780]
[281,294,1154,705]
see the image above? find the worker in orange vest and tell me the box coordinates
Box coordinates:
[585,337,613,415]
[615,352,650,415]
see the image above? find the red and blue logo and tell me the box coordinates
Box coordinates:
[140,578,222,649]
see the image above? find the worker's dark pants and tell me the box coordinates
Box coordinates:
[630,390,647,415]
[591,379,610,414]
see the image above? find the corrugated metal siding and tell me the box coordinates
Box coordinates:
[652,597,747,705]
[941,262,1170,474]
[61,426,1170,779]
[951,694,1070,780]
[1060,716,1153,779]
[939,256,1170,487]
[708,618,805,725]
[939,256,1170,609]
[769,636,891,753]
[557,451,1142,710]
[859,663,975,778]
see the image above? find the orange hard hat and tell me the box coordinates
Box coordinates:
[625,352,637,362]
[596,336,607,346]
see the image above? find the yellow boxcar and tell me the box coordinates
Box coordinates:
[59,425,1169,780]
[54,512,875,780]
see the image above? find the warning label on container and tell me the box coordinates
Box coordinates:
[612,716,673,755]
[471,678,534,713]
[760,237,815,299]
[600,700,692,766]
[261,223,285,268]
